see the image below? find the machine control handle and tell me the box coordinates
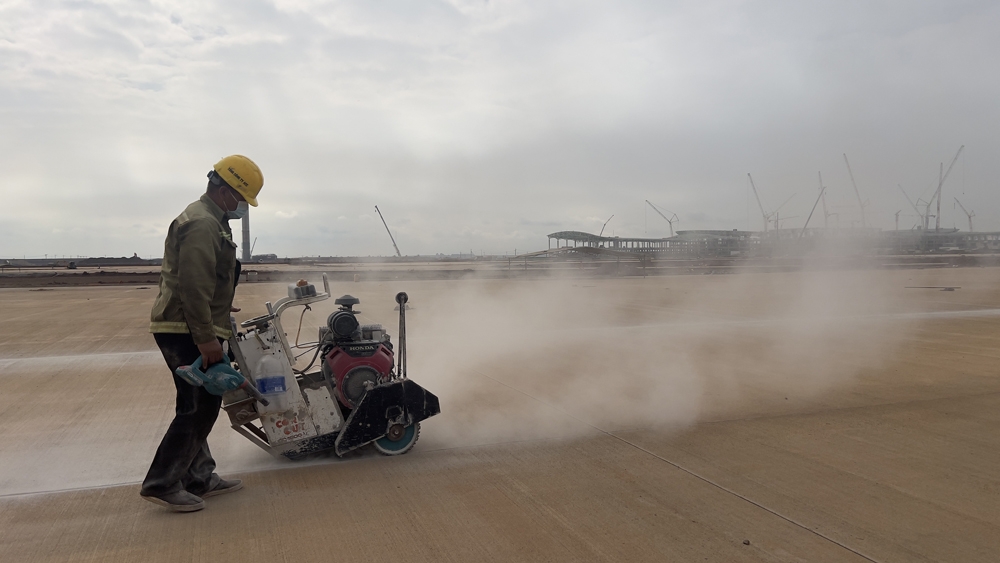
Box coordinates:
[396,292,407,379]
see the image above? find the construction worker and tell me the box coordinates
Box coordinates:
[141,155,263,512]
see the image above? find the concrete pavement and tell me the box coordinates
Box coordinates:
[2,268,998,562]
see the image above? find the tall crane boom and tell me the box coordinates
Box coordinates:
[932,163,942,230]
[930,145,965,231]
[954,198,975,232]
[842,154,867,229]
[774,193,796,214]
[374,205,402,258]
[818,172,830,228]
[599,215,614,237]
[747,173,770,232]
[799,183,827,240]
[645,201,678,236]
[898,184,924,228]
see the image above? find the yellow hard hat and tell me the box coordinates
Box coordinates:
[213,155,263,207]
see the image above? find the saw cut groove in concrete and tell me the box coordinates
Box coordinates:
[609,435,883,563]
[473,367,883,563]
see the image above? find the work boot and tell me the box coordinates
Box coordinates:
[200,478,243,498]
[140,490,205,513]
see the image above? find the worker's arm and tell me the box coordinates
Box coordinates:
[176,218,222,347]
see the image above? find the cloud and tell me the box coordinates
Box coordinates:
[1,0,998,257]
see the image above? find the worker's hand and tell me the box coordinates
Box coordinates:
[198,339,225,366]
[230,306,241,312]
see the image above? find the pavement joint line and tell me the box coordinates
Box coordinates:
[0,433,610,500]
[571,387,1000,443]
[0,350,162,363]
[606,433,885,563]
[471,367,883,563]
[694,389,1000,427]
[558,307,1000,336]
[0,481,144,500]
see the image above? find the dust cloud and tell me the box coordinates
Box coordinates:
[408,267,914,448]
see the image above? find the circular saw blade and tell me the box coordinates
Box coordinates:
[373,422,420,456]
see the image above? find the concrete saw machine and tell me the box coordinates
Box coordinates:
[218,275,440,460]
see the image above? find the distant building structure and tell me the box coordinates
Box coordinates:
[547,231,675,253]
[547,228,1000,257]
[548,229,760,256]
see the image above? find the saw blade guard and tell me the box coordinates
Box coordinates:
[333,379,440,456]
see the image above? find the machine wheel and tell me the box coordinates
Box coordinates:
[373,422,420,455]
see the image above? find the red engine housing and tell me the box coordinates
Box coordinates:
[325,342,394,409]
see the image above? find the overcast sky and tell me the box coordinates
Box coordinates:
[1,0,997,258]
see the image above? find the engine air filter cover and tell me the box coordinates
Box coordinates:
[335,295,361,308]
[327,310,359,337]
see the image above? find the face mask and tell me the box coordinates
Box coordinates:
[223,189,249,220]
[228,201,249,220]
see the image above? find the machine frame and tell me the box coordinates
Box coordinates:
[220,274,439,460]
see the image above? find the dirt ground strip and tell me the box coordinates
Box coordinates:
[1,268,999,562]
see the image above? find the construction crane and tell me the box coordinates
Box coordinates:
[773,211,798,231]
[772,194,796,230]
[374,205,402,258]
[927,164,943,230]
[747,174,771,232]
[599,215,614,237]
[644,201,678,237]
[919,198,935,230]
[897,184,925,229]
[798,181,827,240]
[954,198,975,232]
[748,174,796,232]
[818,172,831,228]
[926,145,964,231]
[842,154,868,229]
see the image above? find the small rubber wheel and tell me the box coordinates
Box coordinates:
[373,422,420,455]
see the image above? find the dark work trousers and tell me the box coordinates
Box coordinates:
[141,333,223,497]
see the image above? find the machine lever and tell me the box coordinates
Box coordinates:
[395,292,408,379]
